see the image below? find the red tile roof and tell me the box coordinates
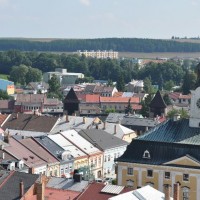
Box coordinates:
[77,182,131,200]
[28,187,81,200]
[100,97,140,103]
[0,114,9,126]
[85,94,100,103]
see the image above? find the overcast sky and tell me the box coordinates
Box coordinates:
[0,0,199,39]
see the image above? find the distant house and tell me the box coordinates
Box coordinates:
[0,100,15,113]
[126,80,144,93]
[25,82,49,94]
[169,92,191,107]
[0,79,14,95]
[43,68,84,86]
[79,129,128,177]
[14,93,62,113]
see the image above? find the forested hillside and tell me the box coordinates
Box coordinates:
[1,38,200,52]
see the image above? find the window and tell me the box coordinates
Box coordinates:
[147,169,153,177]
[182,187,190,200]
[108,155,111,161]
[104,156,107,162]
[65,167,68,173]
[165,172,170,179]
[126,179,134,187]
[98,157,101,166]
[127,167,133,175]
[61,169,64,175]
[143,150,151,159]
[183,174,189,181]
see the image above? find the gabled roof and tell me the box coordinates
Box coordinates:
[84,84,96,93]
[34,136,68,162]
[93,85,104,93]
[138,118,200,145]
[117,139,200,168]
[15,94,46,103]
[102,86,116,93]
[15,136,59,163]
[2,113,59,132]
[149,90,167,108]
[63,88,79,103]
[79,129,128,150]
[48,134,87,158]
[4,137,46,168]
[0,100,14,110]
[61,130,102,155]
[0,171,39,200]
[78,182,131,200]
[28,82,49,90]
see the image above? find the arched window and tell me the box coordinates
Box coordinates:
[182,186,190,200]
[143,150,151,159]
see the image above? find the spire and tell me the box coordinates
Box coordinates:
[149,90,167,109]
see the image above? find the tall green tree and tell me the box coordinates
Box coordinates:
[48,74,62,99]
[125,98,133,114]
[0,90,9,100]
[26,67,42,84]
[182,70,197,94]
[116,74,125,92]
[140,94,153,117]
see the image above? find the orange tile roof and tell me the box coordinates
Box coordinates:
[113,92,123,97]
[100,97,140,103]
[179,94,191,99]
[85,94,100,103]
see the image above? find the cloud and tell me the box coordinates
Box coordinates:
[80,0,90,6]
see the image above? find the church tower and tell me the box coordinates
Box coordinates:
[189,87,200,127]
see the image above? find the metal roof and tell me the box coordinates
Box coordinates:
[138,118,200,145]
[101,184,124,194]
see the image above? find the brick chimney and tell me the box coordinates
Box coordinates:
[19,180,24,198]
[173,182,180,200]
[36,177,45,200]
[164,184,171,200]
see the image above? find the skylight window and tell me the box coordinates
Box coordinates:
[143,150,151,159]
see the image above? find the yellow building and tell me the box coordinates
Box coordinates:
[117,87,200,200]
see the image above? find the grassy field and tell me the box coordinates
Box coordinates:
[0,74,9,80]
[119,52,200,59]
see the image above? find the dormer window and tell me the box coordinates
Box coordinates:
[143,150,151,159]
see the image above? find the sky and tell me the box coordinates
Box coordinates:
[0,0,200,39]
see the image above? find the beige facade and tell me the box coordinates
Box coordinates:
[117,158,200,200]
[77,50,118,59]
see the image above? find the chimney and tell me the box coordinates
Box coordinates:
[0,144,4,150]
[66,115,69,122]
[19,180,24,198]
[36,181,45,200]
[96,125,99,129]
[103,121,106,129]
[2,152,5,159]
[164,184,171,200]
[16,113,19,119]
[4,131,10,143]
[114,125,117,134]
[173,182,180,200]
[83,117,86,124]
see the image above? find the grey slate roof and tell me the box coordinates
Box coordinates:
[0,171,39,200]
[79,129,128,150]
[149,90,167,108]
[138,118,200,145]
[47,177,88,192]
[117,139,200,168]
[34,136,73,162]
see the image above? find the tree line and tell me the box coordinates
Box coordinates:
[2,38,200,52]
[0,50,199,95]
